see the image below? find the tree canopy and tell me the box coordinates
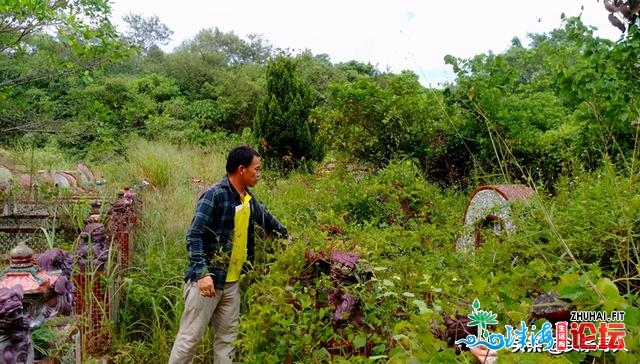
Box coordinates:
[121,13,173,54]
[0,0,130,142]
[1,4,638,187]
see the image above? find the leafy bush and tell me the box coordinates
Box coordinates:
[547,165,640,294]
[235,160,639,362]
[313,71,468,186]
[445,17,640,187]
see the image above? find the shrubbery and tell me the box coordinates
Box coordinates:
[236,160,639,362]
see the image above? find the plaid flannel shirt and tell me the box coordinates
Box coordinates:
[184,175,288,290]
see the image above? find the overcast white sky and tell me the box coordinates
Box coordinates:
[108,1,623,86]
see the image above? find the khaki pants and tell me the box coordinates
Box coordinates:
[168,280,240,364]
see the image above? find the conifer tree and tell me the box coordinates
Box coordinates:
[254,56,322,172]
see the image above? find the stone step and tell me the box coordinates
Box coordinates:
[0,226,41,233]
[0,212,51,219]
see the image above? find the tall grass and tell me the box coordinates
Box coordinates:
[8,140,72,172]
[98,137,241,363]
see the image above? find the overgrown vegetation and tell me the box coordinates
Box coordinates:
[3,133,639,363]
[1,1,639,362]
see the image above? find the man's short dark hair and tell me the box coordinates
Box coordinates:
[226,146,260,174]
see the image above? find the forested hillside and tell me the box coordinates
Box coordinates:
[1,1,638,363]
[3,3,639,188]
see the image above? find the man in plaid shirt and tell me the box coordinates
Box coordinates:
[169,146,289,364]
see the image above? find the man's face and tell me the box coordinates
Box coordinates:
[241,156,261,188]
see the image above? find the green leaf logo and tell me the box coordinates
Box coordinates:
[466,299,498,339]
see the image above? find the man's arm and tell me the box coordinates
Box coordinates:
[253,202,288,237]
[185,188,217,282]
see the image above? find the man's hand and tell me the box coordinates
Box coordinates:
[197,275,216,297]
[287,234,294,244]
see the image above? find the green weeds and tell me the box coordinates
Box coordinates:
[2,139,637,363]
